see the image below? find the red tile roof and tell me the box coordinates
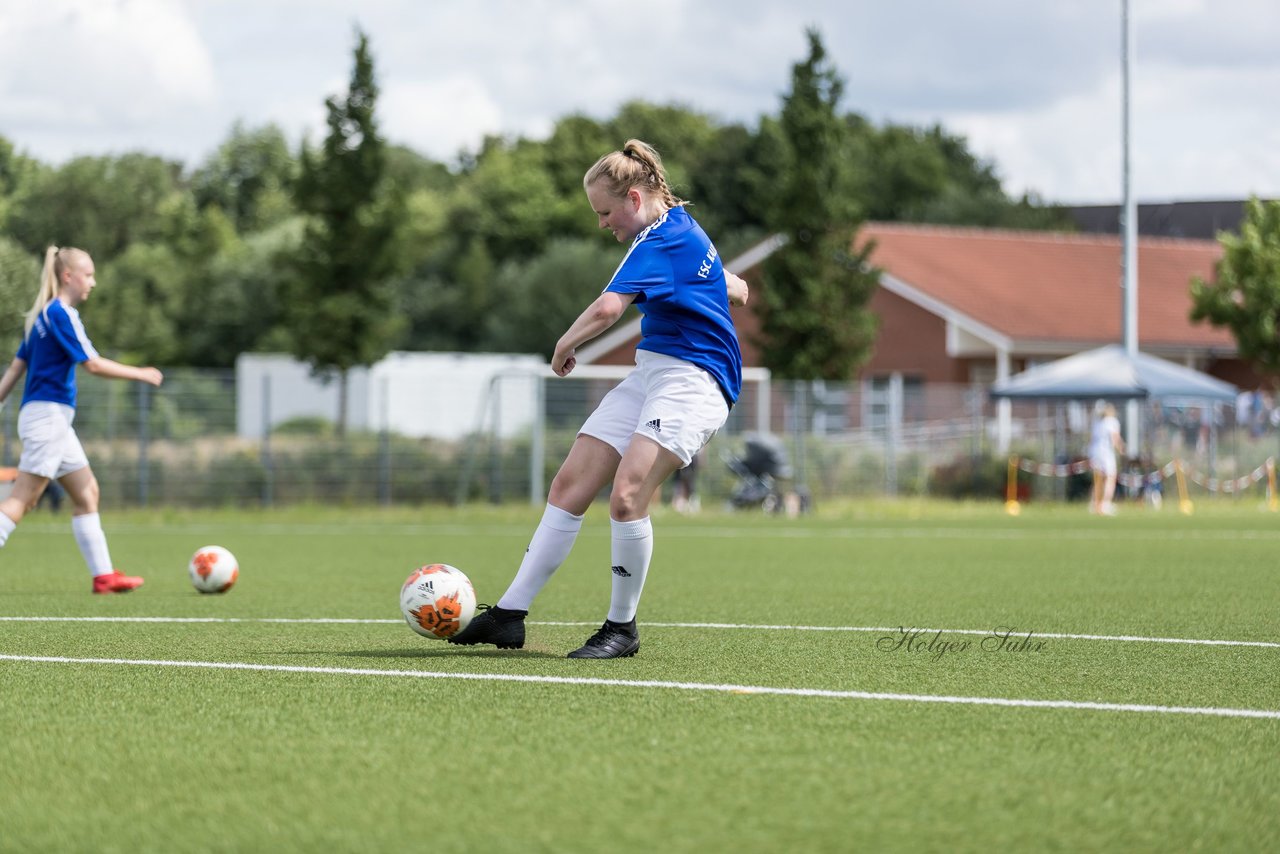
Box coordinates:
[860,223,1232,349]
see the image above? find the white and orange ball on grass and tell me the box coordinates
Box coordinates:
[400,564,476,640]
[188,545,239,594]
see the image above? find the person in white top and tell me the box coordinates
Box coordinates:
[1088,401,1125,515]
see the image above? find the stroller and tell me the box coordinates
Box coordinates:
[722,433,797,514]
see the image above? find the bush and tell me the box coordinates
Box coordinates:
[273,417,334,437]
[928,455,1029,500]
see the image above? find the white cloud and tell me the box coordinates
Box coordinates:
[1130,61,1280,200]
[923,57,1280,204]
[884,0,1280,201]
[379,76,504,160]
[1,0,1277,203]
[0,0,216,159]
[940,75,1127,203]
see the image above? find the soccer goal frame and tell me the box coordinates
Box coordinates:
[465,364,772,504]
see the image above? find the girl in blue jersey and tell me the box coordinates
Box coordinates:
[0,247,164,593]
[451,140,749,658]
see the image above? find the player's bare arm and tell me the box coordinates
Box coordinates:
[552,291,636,377]
[726,272,749,306]
[84,357,164,387]
[0,357,28,408]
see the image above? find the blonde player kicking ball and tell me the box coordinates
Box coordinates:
[0,246,164,593]
[449,140,747,658]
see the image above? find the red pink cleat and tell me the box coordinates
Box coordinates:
[92,571,145,594]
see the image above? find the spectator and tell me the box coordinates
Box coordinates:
[1088,401,1125,516]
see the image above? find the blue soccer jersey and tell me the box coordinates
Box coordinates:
[16,299,99,408]
[604,206,743,404]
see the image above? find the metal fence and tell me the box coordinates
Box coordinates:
[3,368,1275,508]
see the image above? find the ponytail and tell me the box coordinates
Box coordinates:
[25,246,87,337]
[583,139,687,209]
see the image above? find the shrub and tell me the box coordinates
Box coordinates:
[928,455,1029,500]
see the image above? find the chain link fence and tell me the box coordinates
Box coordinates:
[3,367,1274,508]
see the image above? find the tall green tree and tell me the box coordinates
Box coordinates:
[758,28,879,379]
[1190,197,1280,379]
[286,29,404,433]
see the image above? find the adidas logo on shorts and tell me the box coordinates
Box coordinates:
[645,418,661,433]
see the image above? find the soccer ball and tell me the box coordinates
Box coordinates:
[400,564,476,640]
[189,545,239,594]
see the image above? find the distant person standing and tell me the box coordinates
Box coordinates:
[1250,388,1268,439]
[1088,401,1125,515]
[0,246,164,593]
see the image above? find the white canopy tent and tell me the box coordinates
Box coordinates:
[989,345,1237,403]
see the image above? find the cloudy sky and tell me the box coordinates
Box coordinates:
[1,0,1277,204]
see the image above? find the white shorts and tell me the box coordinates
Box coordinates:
[18,401,90,480]
[579,350,730,467]
[1090,453,1117,477]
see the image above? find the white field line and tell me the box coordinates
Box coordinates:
[17,522,1280,542]
[1,653,1276,720]
[535,622,1280,649]
[1,616,1277,649]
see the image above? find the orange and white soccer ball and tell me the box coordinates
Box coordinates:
[189,545,239,594]
[400,564,476,640]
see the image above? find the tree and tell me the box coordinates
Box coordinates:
[606,101,718,199]
[190,123,298,233]
[688,122,776,240]
[0,237,38,355]
[541,114,614,200]
[176,215,303,367]
[4,153,185,263]
[757,28,879,379]
[851,121,1072,229]
[286,29,404,433]
[480,238,621,356]
[1190,197,1280,378]
[0,136,44,234]
[92,242,187,364]
[449,139,576,261]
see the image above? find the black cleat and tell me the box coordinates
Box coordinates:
[447,605,527,649]
[567,619,639,659]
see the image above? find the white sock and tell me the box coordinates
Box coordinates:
[0,510,16,547]
[71,513,114,577]
[607,516,653,624]
[497,504,584,611]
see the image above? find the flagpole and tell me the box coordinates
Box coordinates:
[1121,0,1141,453]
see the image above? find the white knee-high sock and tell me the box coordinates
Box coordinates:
[607,516,653,624]
[71,513,114,577]
[497,504,584,611]
[0,510,17,547]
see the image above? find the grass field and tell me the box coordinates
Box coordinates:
[2,499,1278,852]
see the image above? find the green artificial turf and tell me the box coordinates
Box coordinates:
[1,501,1277,852]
